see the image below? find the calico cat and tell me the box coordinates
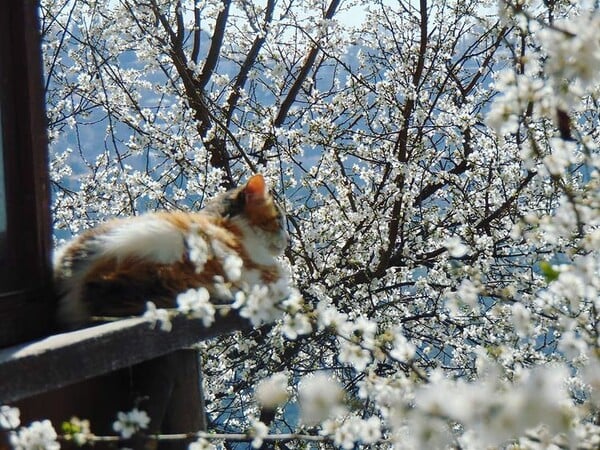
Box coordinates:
[54,174,289,329]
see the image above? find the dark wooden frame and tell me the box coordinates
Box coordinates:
[0,0,53,347]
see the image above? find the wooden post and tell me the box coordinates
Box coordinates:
[133,349,206,450]
[13,350,206,450]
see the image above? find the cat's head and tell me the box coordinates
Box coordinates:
[206,174,289,258]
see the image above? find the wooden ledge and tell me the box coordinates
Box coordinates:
[0,311,250,403]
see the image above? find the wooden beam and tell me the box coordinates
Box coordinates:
[0,310,251,403]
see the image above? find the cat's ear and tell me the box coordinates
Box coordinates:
[244,174,267,203]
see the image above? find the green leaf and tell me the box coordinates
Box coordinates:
[539,261,559,282]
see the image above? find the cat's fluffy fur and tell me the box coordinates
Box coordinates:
[54,174,288,329]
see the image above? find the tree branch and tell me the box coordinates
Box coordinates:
[191,2,202,63]
[149,0,233,185]
[260,0,341,159]
[197,0,231,92]
[224,0,276,126]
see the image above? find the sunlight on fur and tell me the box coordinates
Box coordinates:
[54,174,294,330]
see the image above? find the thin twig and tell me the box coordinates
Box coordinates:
[77,431,330,444]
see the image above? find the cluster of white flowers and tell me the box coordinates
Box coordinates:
[222,254,243,282]
[445,278,481,319]
[280,288,312,339]
[187,231,210,274]
[486,70,550,137]
[112,408,150,439]
[1,406,67,450]
[254,371,289,410]
[296,372,382,448]
[297,373,344,426]
[315,299,348,332]
[62,416,93,446]
[537,259,598,315]
[0,405,20,430]
[232,284,280,327]
[189,437,218,450]
[538,14,600,94]
[410,363,572,448]
[247,418,269,448]
[337,317,377,372]
[542,138,579,176]
[8,420,60,450]
[143,301,173,332]
[177,287,216,327]
[315,300,417,372]
[321,415,382,449]
[388,327,416,362]
[510,301,532,337]
[444,236,469,258]
[231,275,309,335]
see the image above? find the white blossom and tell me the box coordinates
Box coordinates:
[176,288,215,327]
[543,138,578,176]
[254,372,289,410]
[223,254,243,282]
[248,419,269,449]
[340,316,377,349]
[9,420,60,450]
[511,302,532,337]
[445,236,469,258]
[389,328,416,362]
[316,301,348,331]
[538,14,600,90]
[188,437,217,450]
[358,416,382,444]
[62,416,93,446]
[112,408,150,439]
[281,313,312,340]
[581,360,600,406]
[186,232,210,273]
[558,330,588,360]
[143,301,172,332]
[455,279,480,310]
[298,373,344,426]
[332,418,359,450]
[412,364,573,448]
[338,341,372,372]
[0,405,20,430]
[232,284,282,327]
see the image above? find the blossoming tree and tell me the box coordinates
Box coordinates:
[5,0,599,448]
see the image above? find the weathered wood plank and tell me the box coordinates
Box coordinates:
[0,311,250,404]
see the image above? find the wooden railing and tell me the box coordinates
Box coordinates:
[0,312,252,449]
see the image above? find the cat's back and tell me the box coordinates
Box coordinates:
[54,211,236,325]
